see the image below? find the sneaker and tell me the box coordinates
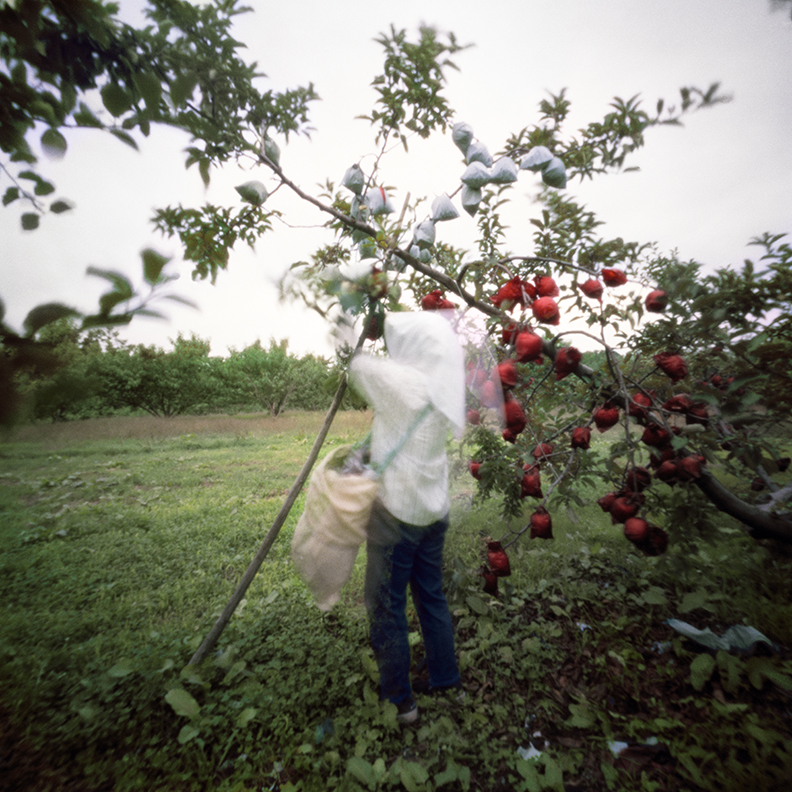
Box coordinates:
[395,697,419,725]
[412,679,465,700]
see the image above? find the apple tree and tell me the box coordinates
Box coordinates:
[3,2,791,565]
[261,29,792,567]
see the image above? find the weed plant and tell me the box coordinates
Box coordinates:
[1,412,791,791]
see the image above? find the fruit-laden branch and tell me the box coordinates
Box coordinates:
[695,472,792,543]
[605,390,792,544]
[261,155,595,380]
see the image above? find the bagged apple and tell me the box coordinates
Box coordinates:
[431,194,460,222]
[342,163,365,195]
[489,156,518,184]
[520,146,553,172]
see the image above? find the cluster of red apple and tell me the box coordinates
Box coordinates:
[591,359,722,554]
[420,271,679,583]
[481,539,510,596]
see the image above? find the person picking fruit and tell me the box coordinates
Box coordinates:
[349,311,466,724]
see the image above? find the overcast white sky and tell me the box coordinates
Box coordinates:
[2,0,790,358]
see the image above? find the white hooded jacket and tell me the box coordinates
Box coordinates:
[349,311,465,526]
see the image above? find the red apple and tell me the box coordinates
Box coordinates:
[570,426,591,450]
[593,405,620,433]
[597,492,617,513]
[531,296,560,325]
[515,331,544,363]
[535,275,559,297]
[624,517,650,542]
[504,398,527,435]
[520,465,543,498]
[601,268,627,287]
[487,540,511,577]
[645,289,668,312]
[554,346,582,381]
[529,506,553,539]
[497,359,518,389]
[532,443,554,462]
[654,352,688,383]
[641,424,671,448]
[481,566,499,596]
[624,467,652,492]
[580,278,603,300]
[628,392,653,420]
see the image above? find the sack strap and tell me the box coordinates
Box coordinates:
[368,403,434,477]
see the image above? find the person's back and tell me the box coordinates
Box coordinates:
[349,311,465,724]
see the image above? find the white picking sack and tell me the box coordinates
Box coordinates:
[291,445,379,611]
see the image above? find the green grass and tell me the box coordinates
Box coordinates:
[1,411,792,791]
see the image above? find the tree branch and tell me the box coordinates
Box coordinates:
[694,468,792,543]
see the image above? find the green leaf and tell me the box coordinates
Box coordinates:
[236,707,257,727]
[107,658,135,677]
[567,702,596,728]
[177,724,200,744]
[198,158,210,188]
[746,657,792,691]
[86,267,134,298]
[141,248,170,285]
[33,179,55,196]
[679,589,709,614]
[347,756,377,788]
[171,71,198,108]
[21,212,40,231]
[132,71,162,110]
[690,653,716,691]
[41,128,67,158]
[465,595,488,615]
[642,587,668,606]
[515,759,541,790]
[165,688,200,718]
[101,83,133,117]
[542,755,564,791]
[2,187,19,206]
[99,291,130,315]
[23,302,80,336]
[73,102,103,128]
[50,200,74,214]
[163,294,199,309]
[399,761,429,792]
[109,129,139,150]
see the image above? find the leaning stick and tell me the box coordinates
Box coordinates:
[189,331,367,666]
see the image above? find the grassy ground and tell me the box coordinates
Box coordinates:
[1,411,791,791]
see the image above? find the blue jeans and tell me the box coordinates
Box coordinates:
[364,501,460,704]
